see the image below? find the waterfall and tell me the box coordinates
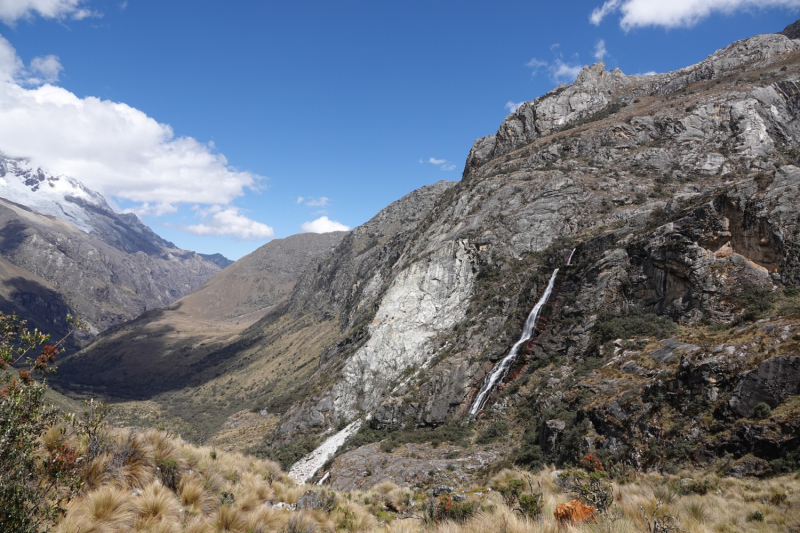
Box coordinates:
[469,249,574,415]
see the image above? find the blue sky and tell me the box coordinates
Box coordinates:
[0,0,799,259]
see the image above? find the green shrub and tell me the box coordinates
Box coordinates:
[558,469,614,513]
[747,510,765,522]
[593,306,677,344]
[379,440,396,453]
[737,288,776,323]
[476,421,509,445]
[157,459,180,490]
[518,494,542,518]
[498,479,525,507]
[752,402,772,420]
[784,286,800,298]
[424,496,478,525]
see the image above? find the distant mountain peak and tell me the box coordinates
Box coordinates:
[0,155,111,234]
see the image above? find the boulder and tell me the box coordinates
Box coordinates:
[729,356,800,418]
[296,490,323,510]
[540,420,566,452]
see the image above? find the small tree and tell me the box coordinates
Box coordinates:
[558,454,614,513]
[0,313,91,533]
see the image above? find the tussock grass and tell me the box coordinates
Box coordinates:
[51,427,800,533]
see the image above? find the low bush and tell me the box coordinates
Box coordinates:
[593,306,677,345]
[558,455,614,513]
[736,287,776,323]
[423,496,478,525]
[475,420,509,445]
[752,402,772,420]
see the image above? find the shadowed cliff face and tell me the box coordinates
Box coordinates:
[50,23,800,482]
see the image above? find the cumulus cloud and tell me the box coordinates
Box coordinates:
[301,216,350,233]
[0,35,262,213]
[0,0,97,25]
[590,0,800,30]
[594,39,608,61]
[505,101,525,113]
[171,205,274,240]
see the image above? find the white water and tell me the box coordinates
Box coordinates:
[469,268,561,415]
[288,419,362,483]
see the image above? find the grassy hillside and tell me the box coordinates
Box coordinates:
[50,426,800,533]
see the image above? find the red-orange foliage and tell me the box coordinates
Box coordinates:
[579,453,604,472]
[553,499,596,525]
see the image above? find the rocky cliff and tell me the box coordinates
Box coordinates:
[56,23,800,485]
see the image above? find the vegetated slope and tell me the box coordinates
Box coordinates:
[57,22,800,484]
[0,156,226,337]
[49,426,800,533]
[53,231,347,400]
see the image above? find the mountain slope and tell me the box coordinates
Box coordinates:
[56,23,800,483]
[0,156,226,336]
[54,231,348,399]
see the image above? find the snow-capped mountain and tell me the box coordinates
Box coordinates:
[0,157,110,234]
[0,155,227,341]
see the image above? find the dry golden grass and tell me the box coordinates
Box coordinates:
[51,427,800,533]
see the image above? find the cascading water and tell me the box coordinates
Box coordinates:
[469,249,575,415]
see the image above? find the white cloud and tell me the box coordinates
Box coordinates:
[525,57,548,74]
[425,157,456,171]
[590,0,621,25]
[590,0,800,30]
[301,216,350,233]
[505,101,524,113]
[0,0,97,25]
[526,55,584,84]
[26,54,62,84]
[305,196,329,207]
[551,59,583,83]
[594,39,608,61]
[296,196,304,204]
[0,35,262,215]
[172,205,274,240]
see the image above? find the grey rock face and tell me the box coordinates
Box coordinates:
[540,419,566,452]
[729,356,800,417]
[650,338,700,364]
